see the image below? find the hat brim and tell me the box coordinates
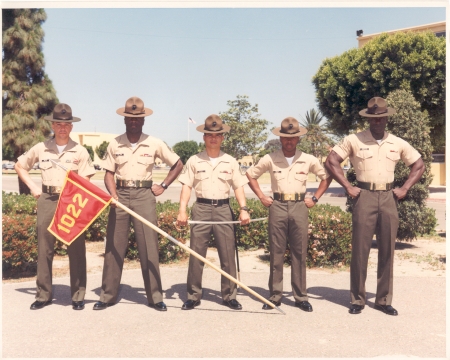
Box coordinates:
[196,123,231,134]
[358,108,396,117]
[44,115,81,122]
[116,108,153,117]
[272,126,308,137]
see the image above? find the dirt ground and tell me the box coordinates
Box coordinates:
[3,233,446,283]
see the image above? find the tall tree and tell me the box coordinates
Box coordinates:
[83,144,94,161]
[2,9,59,194]
[95,141,109,160]
[219,95,269,160]
[172,140,199,164]
[312,31,445,153]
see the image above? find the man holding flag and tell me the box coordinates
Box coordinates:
[93,96,183,311]
[176,114,250,311]
[15,103,95,310]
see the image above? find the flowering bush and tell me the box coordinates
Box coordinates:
[2,214,38,276]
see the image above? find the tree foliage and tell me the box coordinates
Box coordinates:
[258,139,281,158]
[346,89,436,241]
[83,144,94,161]
[2,9,59,194]
[298,108,334,165]
[95,141,109,160]
[312,31,445,153]
[172,140,199,164]
[219,95,269,159]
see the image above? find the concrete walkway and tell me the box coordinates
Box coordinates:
[2,262,446,358]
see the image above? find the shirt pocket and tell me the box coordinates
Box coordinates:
[136,157,154,177]
[386,151,400,172]
[217,171,232,191]
[355,149,374,171]
[39,161,53,182]
[115,156,129,174]
[194,171,210,192]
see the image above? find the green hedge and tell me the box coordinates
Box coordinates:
[3,191,354,276]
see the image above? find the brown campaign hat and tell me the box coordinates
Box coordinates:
[116,96,153,117]
[272,117,307,137]
[44,103,81,122]
[359,97,396,118]
[196,114,231,134]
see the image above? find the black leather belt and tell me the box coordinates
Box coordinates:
[42,185,62,195]
[116,180,153,188]
[273,193,305,202]
[357,181,394,191]
[196,197,230,206]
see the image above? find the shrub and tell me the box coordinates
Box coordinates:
[2,214,38,276]
[2,191,37,215]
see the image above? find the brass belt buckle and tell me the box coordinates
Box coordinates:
[211,199,218,206]
[126,180,136,187]
[55,187,61,193]
[375,183,386,191]
[284,193,294,201]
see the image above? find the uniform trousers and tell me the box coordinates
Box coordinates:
[187,202,237,302]
[99,188,163,304]
[350,189,399,306]
[36,193,86,302]
[268,200,309,303]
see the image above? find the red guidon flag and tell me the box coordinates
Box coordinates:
[48,170,112,245]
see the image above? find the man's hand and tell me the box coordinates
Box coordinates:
[31,187,42,200]
[346,185,361,199]
[304,198,315,208]
[151,184,165,196]
[110,195,119,208]
[259,195,274,207]
[239,210,250,225]
[393,187,408,200]
[176,210,188,226]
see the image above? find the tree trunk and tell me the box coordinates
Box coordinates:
[18,176,31,195]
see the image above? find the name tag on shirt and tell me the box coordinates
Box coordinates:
[141,154,152,157]
[115,153,124,157]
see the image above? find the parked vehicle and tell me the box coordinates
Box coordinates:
[2,163,15,170]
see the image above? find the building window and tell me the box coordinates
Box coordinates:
[431,154,445,163]
[435,31,446,38]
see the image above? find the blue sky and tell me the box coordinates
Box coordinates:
[40,6,446,146]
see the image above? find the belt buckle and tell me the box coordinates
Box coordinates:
[55,187,61,193]
[375,183,386,191]
[211,199,218,206]
[126,180,136,187]
[284,193,294,201]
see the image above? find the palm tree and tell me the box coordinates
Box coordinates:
[299,109,334,181]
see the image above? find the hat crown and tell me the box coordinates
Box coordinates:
[366,97,388,115]
[124,97,146,115]
[280,117,301,135]
[52,104,73,121]
[204,115,224,132]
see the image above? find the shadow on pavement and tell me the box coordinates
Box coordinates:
[307,286,376,309]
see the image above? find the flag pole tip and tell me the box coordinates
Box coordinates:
[275,306,286,315]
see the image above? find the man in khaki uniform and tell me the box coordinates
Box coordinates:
[93,97,183,311]
[176,115,250,310]
[325,97,425,316]
[246,117,331,312]
[15,103,95,310]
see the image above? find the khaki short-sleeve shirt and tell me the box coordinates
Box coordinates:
[246,150,328,194]
[178,151,248,199]
[103,133,180,180]
[332,130,421,183]
[17,138,95,186]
